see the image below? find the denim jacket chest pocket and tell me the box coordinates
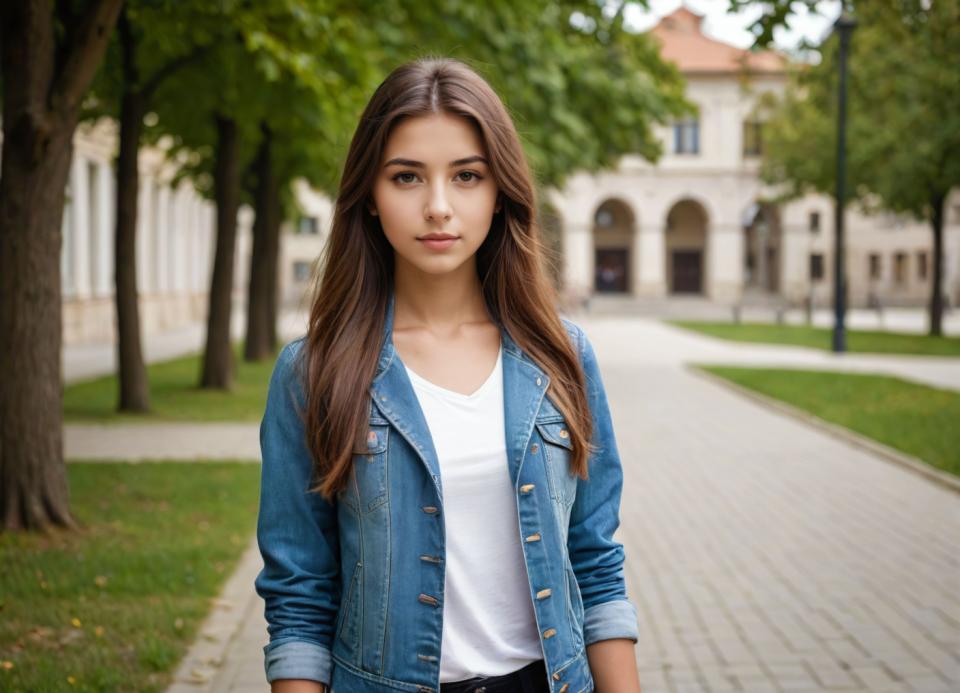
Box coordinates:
[534,418,578,510]
[339,417,390,515]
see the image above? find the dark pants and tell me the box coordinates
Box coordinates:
[439,659,551,693]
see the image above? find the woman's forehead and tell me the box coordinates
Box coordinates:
[382,113,486,165]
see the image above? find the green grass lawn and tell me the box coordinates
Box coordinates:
[668,321,960,356]
[0,461,261,692]
[64,343,278,422]
[697,365,960,477]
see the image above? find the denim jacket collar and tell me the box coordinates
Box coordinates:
[367,289,554,504]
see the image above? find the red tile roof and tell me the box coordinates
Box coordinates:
[648,6,787,75]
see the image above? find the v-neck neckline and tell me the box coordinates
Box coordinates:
[403,342,502,401]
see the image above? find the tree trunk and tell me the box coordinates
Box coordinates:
[200,114,241,389]
[0,0,123,532]
[114,88,151,412]
[244,123,276,362]
[929,192,945,337]
[0,125,76,532]
[265,187,282,352]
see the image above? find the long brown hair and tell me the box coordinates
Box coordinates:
[302,56,593,501]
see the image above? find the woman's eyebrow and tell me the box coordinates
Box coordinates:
[383,155,488,169]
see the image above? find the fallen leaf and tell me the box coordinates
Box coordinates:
[94,575,108,588]
[1,660,13,670]
[70,618,82,628]
[94,626,105,638]
[67,675,76,685]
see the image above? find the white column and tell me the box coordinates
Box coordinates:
[95,162,114,297]
[168,186,179,293]
[71,156,92,299]
[564,222,593,295]
[156,184,170,293]
[137,176,153,294]
[637,224,666,297]
[708,223,743,302]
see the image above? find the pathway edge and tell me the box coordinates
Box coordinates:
[166,536,264,692]
[686,364,960,497]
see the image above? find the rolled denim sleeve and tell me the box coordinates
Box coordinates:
[255,339,340,684]
[566,323,640,646]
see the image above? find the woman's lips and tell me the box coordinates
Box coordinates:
[417,236,459,251]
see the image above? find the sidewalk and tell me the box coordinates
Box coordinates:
[589,315,960,393]
[63,307,308,384]
[158,314,958,693]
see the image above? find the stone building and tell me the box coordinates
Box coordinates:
[548,7,960,310]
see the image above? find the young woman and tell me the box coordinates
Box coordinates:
[255,57,642,693]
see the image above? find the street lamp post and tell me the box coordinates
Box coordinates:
[832,10,856,353]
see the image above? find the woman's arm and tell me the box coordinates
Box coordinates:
[256,341,340,687]
[587,639,642,693]
[273,682,326,693]
[566,323,642,688]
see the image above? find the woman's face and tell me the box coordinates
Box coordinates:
[369,112,500,278]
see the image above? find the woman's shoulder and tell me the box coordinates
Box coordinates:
[269,336,309,400]
[558,314,584,353]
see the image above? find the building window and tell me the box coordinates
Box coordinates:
[868,253,881,280]
[809,211,821,233]
[297,215,319,235]
[809,253,824,281]
[742,120,763,157]
[917,251,928,280]
[292,260,312,282]
[673,118,699,155]
[893,252,907,283]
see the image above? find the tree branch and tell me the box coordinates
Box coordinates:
[141,42,214,101]
[49,0,124,121]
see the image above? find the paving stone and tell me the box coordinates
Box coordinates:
[163,316,960,692]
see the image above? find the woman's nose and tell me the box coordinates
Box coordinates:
[424,183,453,222]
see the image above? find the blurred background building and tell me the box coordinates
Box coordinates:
[58,6,959,345]
[550,7,960,311]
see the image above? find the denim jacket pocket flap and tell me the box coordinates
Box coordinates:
[536,421,573,450]
[361,423,389,455]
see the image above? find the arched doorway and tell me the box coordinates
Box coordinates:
[742,201,782,293]
[592,198,634,294]
[665,199,708,294]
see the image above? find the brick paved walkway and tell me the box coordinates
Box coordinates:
[158,316,959,692]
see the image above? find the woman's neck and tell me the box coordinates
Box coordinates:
[392,260,490,332]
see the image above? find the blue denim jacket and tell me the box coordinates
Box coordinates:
[255,291,639,692]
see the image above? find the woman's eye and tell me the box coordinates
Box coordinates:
[457,171,482,183]
[393,172,418,184]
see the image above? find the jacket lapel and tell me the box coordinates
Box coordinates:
[369,290,550,501]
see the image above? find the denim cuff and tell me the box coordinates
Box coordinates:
[583,598,640,646]
[264,638,332,684]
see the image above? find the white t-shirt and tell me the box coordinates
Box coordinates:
[402,341,543,682]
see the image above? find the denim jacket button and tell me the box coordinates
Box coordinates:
[542,627,557,638]
[535,588,551,599]
[524,532,541,542]
[519,483,535,494]
[558,428,568,438]
[530,443,538,453]
[536,376,542,386]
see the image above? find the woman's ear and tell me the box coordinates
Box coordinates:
[367,202,379,217]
